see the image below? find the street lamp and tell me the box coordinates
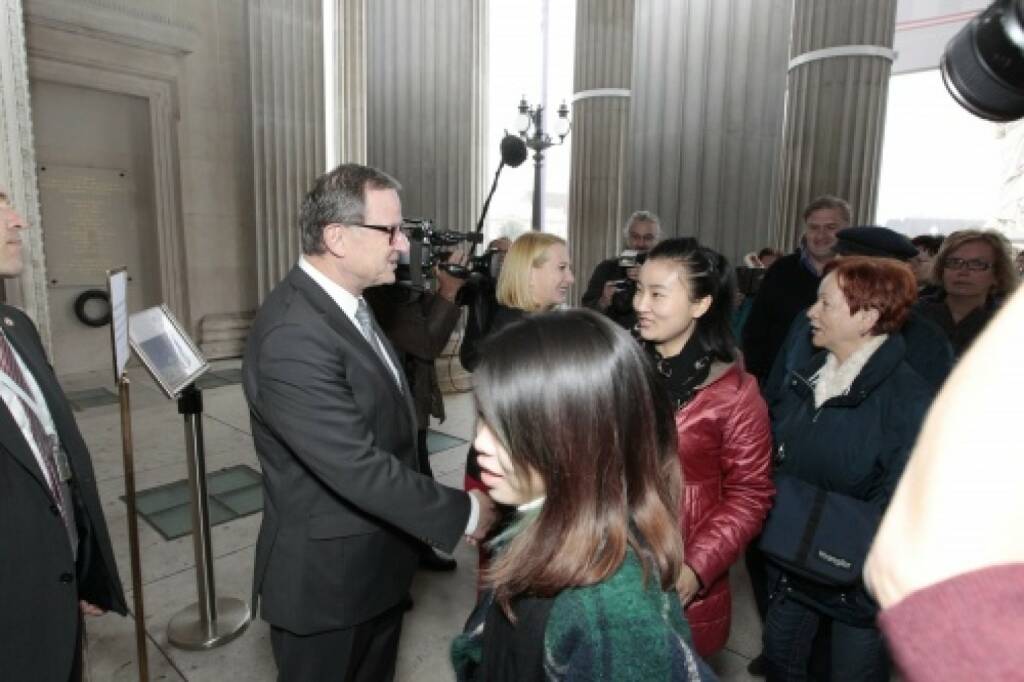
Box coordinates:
[516,96,571,230]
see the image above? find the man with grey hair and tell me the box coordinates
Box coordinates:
[242,163,496,681]
[0,189,126,680]
[742,195,851,384]
[582,210,661,329]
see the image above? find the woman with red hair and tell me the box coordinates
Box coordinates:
[760,257,933,681]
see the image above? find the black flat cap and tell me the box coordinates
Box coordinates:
[834,226,918,261]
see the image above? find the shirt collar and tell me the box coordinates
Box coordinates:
[517,496,545,513]
[299,256,360,322]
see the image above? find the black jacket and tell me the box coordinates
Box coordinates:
[915,293,1001,360]
[581,258,636,330]
[742,252,821,383]
[0,305,126,681]
[770,335,931,510]
[243,266,470,634]
[763,308,954,407]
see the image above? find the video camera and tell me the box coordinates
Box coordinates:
[399,218,505,291]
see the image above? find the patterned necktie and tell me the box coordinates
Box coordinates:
[0,332,68,521]
[354,299,399,387]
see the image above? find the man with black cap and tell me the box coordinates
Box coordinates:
[764,225,955,405]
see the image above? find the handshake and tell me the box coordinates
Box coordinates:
[465,489,500,546]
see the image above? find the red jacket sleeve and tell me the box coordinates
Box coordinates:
[878,564,1024,682]
[685,377,775,589]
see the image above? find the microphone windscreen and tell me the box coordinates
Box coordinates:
[499,135,529,168]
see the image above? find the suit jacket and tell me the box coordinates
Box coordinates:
[0,304,127,681]
[242,266,471,635]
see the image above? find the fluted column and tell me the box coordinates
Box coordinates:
[627,0,792,261]
[771,0,898,249]
[567,0,633,302]
[366,0,485,229]
[328,0,368,166]
[249,0,326,298]
[0,0,51,346]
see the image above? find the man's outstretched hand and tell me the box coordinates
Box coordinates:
[467,489,497,545]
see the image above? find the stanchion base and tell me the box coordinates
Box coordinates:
[168,597,250,650]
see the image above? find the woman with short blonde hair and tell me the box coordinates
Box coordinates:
[496,232,572,313]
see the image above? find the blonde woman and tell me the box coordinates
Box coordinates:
[464,231,574,499]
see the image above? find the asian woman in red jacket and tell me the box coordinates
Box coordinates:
[634,238,775,657]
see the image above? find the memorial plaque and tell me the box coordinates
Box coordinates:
[37,165,136,287]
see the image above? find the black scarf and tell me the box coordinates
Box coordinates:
[648,334,712,409]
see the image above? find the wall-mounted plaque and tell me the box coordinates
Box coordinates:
[129,305,208,399]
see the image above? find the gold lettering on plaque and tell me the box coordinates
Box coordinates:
[37,166,136,287]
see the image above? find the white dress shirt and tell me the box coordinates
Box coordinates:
[0,332,60,490]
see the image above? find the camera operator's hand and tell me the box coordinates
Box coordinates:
[436,248,469,303]
[598,280,622,311]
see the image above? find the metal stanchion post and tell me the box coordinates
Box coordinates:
[118,376,149,681]
[167,384,249,649]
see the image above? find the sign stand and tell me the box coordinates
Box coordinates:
[167,384,249,649]
[106,267,148,681]
[126,304,249,650]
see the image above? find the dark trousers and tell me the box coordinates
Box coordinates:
[762,594,888,682]
[417,429,433,478]
[270,603,405,682]
[70,613,83,682]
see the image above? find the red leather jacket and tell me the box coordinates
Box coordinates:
[677,361,774,657]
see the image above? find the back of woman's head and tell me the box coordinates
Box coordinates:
[474,309,683,609]
[645,238,738,361]
[496,232,566,312]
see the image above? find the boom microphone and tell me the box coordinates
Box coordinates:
[500,135,529,168]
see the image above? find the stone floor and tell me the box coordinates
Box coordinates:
[70,359,762,681]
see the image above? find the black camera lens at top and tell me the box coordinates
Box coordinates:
[941,0,1024,122]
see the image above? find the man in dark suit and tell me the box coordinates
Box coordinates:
[0,188,127,681]
[243,164,496,681]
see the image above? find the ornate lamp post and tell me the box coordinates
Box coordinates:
[516,97,571,230]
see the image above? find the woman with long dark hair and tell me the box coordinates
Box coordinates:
[634,238,775,657]
[451,310,715,681]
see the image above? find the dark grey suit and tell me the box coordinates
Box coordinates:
[242,266,470,677]
[0,304,126,681]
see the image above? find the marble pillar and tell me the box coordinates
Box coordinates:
[567,0,634,300]
[249,0,325,298]
[0,0,51,346]
[627,0,793,261]
[772,0,898,249]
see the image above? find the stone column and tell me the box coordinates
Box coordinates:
[627,0,793,262]
[327,0,368,166]
[366,0,485,230]
[771,0,898,249]
[567,0,633,301]
[0,0,51,346]
[249,0,326,299]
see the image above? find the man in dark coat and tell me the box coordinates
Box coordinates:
[243,164,496,681]
[0,189,127,681]
[581,210,660,329]
[742,196,851,383]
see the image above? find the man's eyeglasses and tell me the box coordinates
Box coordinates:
[944,257,992,272]
[333,221,409,245]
